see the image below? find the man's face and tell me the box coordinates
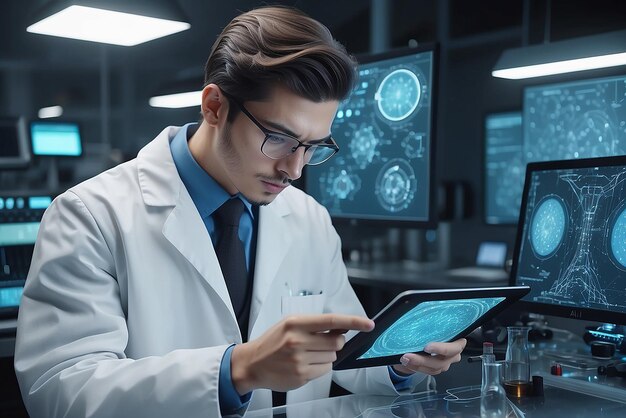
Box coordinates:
[216,86,338,205]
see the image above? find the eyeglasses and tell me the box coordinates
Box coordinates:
[228,97,339,166]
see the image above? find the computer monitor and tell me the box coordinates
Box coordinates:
[493,74,626,226]
[0,194,53,317]
[524,74,626,163]
[0,117,31,168]
[305,46,437,227]
[484,112,523,225]
[510,156,626,325]
[29,120,83,157]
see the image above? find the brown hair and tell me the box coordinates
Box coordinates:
[203,6,356,121]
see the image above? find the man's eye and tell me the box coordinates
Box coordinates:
[266,135,288,145]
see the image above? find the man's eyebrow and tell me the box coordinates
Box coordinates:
[261,119,301,139]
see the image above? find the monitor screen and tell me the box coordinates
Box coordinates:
[511,156,626,325]
[0,194,52,314]
[305,47,436,226]
[524,75,626,162]
[492,75,626,226]
[30,121,83,157]
[0,117,30,168]
[484,112,524,224]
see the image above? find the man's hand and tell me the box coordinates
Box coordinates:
[391,338,467,376]
[231,314,374,394]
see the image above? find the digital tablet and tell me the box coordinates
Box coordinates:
[333,286,530,370]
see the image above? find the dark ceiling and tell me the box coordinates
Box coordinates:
[1,0,625,151]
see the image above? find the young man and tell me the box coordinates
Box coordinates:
[15,6,465,417]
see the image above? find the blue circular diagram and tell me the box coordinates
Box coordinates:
[348,125,380,169]
[330,169,361,200]
[375,69,421,122]
[530,197,566,257]
[401,131,425,159]
[610,207,626,268]
[358,297,505,359]
[375,159,417,212]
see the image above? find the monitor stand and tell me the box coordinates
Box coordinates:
[46,158,59,193]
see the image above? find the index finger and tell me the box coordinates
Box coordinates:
[287,314,375,333]
[423,338,467,356]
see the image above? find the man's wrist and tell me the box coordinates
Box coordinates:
[231,343,256,395]
[391,364,414,377]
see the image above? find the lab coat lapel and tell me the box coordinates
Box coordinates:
[249,196,292,331]
[137,127,237,325]
[162,191,236,322]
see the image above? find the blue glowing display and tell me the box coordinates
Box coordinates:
[306,49,434,223]
[358,297,505,359]
[610,208,626,268]
[30,122,82,156]
[530,197,566,257]
[515,164,626,315]
[28,196,52,209]
[0,286,23,308]
[484,112,524,225]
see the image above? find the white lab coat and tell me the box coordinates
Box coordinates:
[15,126,422,418]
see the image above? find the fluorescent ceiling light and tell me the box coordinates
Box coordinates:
[38,105,64,119]
[493,30,626,80]
[149,91,201,108]
[27,5,190,46]
[493,52,626,79]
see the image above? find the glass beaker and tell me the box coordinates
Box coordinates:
[504,326,532,398]
[481,362,507,418]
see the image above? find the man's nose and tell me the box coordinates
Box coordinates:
[278,147,306,180]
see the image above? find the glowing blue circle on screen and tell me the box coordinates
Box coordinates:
[375,68,421,122]
[530,198,565,257]
[611,208,626,268]
[358,297,505,359]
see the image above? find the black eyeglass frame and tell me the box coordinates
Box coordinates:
[225,94,340,166]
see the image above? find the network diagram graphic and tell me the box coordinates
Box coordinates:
[524,76,626,163]
[486,76,626,225]
[306,51,433,221]
[517,165,626,314]
[359,297,505,359]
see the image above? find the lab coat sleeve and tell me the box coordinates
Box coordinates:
[14,191,228,418]
[315,205,426,395]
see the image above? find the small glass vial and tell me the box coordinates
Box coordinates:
[482,342,496,364]
[481,362,507,418]
[504,326,532,398]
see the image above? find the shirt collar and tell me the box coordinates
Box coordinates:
[170,123,254,219]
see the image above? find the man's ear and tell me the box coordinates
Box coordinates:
[201,84,226,126]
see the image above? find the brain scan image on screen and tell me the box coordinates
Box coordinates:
[524,76,626,163]
[358,297,505,359]
[516,165,626,313]
[306,50,433,222]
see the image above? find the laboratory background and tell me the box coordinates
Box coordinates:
[2,0,626,417]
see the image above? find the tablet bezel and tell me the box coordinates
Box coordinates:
[333,285,530,370]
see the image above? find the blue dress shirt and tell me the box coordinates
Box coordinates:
[170,123,410,415]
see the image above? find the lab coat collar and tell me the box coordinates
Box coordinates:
[136,126,294,340]
[137,126,183,207]
[137,127,238,328]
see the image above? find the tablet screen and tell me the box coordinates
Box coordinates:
[333,286,529,370]
[358,297,505,359]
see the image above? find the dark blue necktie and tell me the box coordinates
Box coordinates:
[214,198,250,337]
